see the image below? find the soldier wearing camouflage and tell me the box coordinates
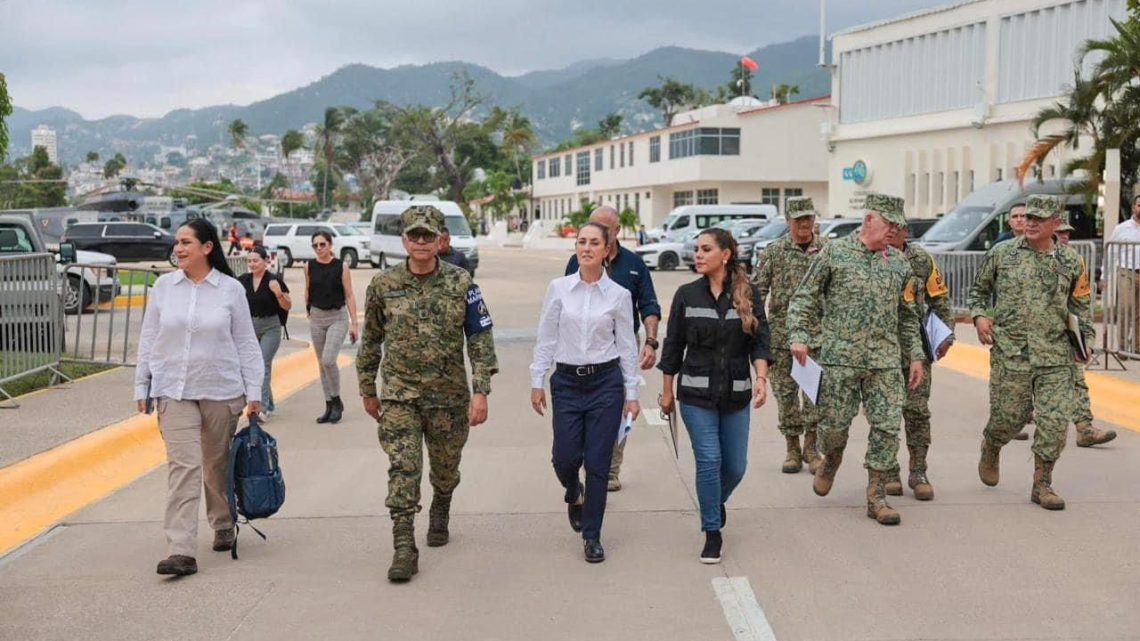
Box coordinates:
[969,194,1094,511]
[754,196,826,474]
[356,205,498,580]
[786,192,925,526]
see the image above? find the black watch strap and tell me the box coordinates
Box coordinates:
[645,337,659,350]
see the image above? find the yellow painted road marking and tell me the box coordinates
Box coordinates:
[96,294,147,309]
[0,350,352,555]
[937,342,1140,433]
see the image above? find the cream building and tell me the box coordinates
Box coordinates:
[531,97,832,227]
[30,125,58,164]
[827,0,1126,218]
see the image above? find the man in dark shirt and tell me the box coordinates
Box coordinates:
[437,226,471,273]
[564,206,661,491]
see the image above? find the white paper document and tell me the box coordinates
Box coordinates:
[790,357,823,405]
[616,412,634,446]
[924,312,955,362]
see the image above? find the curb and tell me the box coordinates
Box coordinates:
[0,349,352,555]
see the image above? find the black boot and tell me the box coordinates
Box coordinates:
[327,396,344,424]
[316,400,333,424]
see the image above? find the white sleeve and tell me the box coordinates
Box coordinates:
[613,288,639,401]
[529,280,561,389]
[133,279,162,400]
[230,283,265,402]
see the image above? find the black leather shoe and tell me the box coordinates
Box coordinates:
[584,539,605,563]
[568,482,584,533]
[720,503,727,528]
[212,528,235,552]
[327,396,343,424]
[316,400,333,424]
[156,555,198,576]
[700,531,722,564]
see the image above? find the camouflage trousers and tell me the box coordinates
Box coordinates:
[378,401,470,519]
[983,356,1072,462]
[817,366,904,472]
[1071,363,1093,425]
[887,362,932,472]
[770,349,821,437]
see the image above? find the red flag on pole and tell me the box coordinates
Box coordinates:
[740,56,759,71]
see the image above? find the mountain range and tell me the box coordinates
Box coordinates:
[7,35,830,165]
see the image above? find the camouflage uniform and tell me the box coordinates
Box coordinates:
[969,195,1093,510]
[754,196,825,472]
[786,193,924,525]
[357,206,498,568]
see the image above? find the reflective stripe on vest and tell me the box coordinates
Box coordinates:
[681,374,710,389]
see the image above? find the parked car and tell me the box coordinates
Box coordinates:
[819,217,864,240]
[261,222,371,268]
[634,228,699,271]
[370,200,479,274]
[0,214,120,314]
[62,222,175,263]
[907,218,939,241]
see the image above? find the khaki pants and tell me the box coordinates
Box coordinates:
[158,396,244,557]
[1119,269,1140,355]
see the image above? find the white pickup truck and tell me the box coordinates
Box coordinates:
[0,214,121,314]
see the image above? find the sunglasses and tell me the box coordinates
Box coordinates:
[311,241,329,248]
[406,230,438,243]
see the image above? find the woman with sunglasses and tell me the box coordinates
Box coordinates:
[305,230,359,424]
[238,246,292,420]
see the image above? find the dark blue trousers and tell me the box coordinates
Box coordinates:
[550,367,624,541]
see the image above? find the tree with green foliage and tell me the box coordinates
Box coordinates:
[0,147,67,208]
[500,108,537,183]
[315,107,349,209]
[639,77,699,126]
[103,152,127,179]
[618,207,639,239]
[598,113,623,139]
[0,73,11,162]
[567,199,597,229]
[281,129,304,160]
[771,83,801,104]
[85,151,100,163]
[228,119,249,150]
[336,102,418,208]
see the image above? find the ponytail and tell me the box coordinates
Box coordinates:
[179,218,235,278]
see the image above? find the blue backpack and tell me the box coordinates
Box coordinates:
[226,414,286,559]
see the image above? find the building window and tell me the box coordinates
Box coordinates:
[907,174,917,205]
[761,188,781,210]
[620,143,625,168]
[995,168,1003,182]
[969,170,975,193]
[669,128,742,159]
[920,173,930,205]
[628,141,634,166]
[576,151,591,186]
[936,172,945,206]
[565,155,573,175]
[623,194,629,211]
[536,160,546,180]
[697,189,719,205]
[610,145,615,169]
[951,171,960,203]
[649,136,661,163]
[595,148,603,172]
[673,190,694,207]
[549,157,561,178]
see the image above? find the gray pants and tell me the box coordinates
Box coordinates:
[310,307,348,400]
[252,316,282,411]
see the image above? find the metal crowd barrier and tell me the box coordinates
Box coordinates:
[0,253,68,407]
[62,263,163,366]
[1102,241,1140,361]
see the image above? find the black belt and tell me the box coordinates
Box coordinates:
[556,358,619,377]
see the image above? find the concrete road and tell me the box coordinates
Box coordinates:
[2,246,1138,641]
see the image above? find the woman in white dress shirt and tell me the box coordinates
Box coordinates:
[135,218,264,577]
[530,222,640,564]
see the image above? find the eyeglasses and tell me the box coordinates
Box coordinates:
[406,230,438,243]
[311,242,329,248]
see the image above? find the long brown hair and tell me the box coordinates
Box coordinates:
[698,228,758,335]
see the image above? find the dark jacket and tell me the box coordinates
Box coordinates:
[658,275,772,410]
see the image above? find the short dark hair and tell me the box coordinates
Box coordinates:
[1132,194,1140,206]
[311,230,333,245]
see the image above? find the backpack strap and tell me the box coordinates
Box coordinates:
[226,433,241,560]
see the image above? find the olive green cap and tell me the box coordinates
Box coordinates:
[1025,194,1065,219]
[401,205,445,234]
[863,192,906,225]
[786,196,817,219]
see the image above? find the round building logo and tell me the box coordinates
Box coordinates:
[843,160,870,186]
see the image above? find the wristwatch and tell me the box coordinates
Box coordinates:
[645,337,659,350]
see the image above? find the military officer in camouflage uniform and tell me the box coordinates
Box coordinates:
[754,196,825,474]
[969,195,1094,511]
[883,223,955,501]
[786,193,925,526]
[357,205,499,581]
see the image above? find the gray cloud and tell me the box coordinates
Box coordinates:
[1,0,949,118]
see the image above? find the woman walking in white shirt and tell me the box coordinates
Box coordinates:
[135,219,264,577]
[530,222,640,564]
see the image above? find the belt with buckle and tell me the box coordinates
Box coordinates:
[556,358,619,377]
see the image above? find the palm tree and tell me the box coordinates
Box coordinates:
[1016,72,1102,187]
[501,109,536,182]
[314,107,348,209]
[228,119,249,151]
[771,84,801,104]
[280,129,304,160]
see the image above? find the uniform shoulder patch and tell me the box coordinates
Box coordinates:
[1072,257,1091,298]
[926,257,949,297]
[902,279,916,303]
[464,284,493,337]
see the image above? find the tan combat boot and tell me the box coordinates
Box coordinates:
[426,493,452,547]
[387,515,419,582]
[802,431,823,475]
[1031,455,1066,510]
[907,445,934,501]
[782,435,803,473]
[882,468,904,496]
[812,452,843,496]
[866,470,901,525]
[978,437,1001,487]
[1075,423,1117,448]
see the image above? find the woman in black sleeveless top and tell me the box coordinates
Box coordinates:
[305,230,359,423]
[238,246,291,420]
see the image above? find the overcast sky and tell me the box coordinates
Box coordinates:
[1,0,950,119]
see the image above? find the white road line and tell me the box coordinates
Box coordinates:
[712,576,778,641]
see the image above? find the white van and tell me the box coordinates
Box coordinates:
[653,204,778,241]
[370,200,479,274]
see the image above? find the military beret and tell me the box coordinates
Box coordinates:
[1025,194,1065,219]
[786,196,817,218]
[863,192,906,226]
[1057,211,1074,232]
[401,205,445,234]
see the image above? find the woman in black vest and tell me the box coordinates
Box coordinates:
[238,246,291,420]
[658,227,771,565]
[305,230,359,423]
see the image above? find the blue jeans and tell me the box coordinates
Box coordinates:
[550,367,623,541]
[252,316,282,411]
[680,403,750,532]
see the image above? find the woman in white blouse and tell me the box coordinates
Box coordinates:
[530,222,640,564]
[134,219,264,577]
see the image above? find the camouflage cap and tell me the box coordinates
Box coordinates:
[864,192,906,226]
[786,196,817,219]
[1057,211,1074,232]
[401,205,444,234]
[1025,194,1065,219]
